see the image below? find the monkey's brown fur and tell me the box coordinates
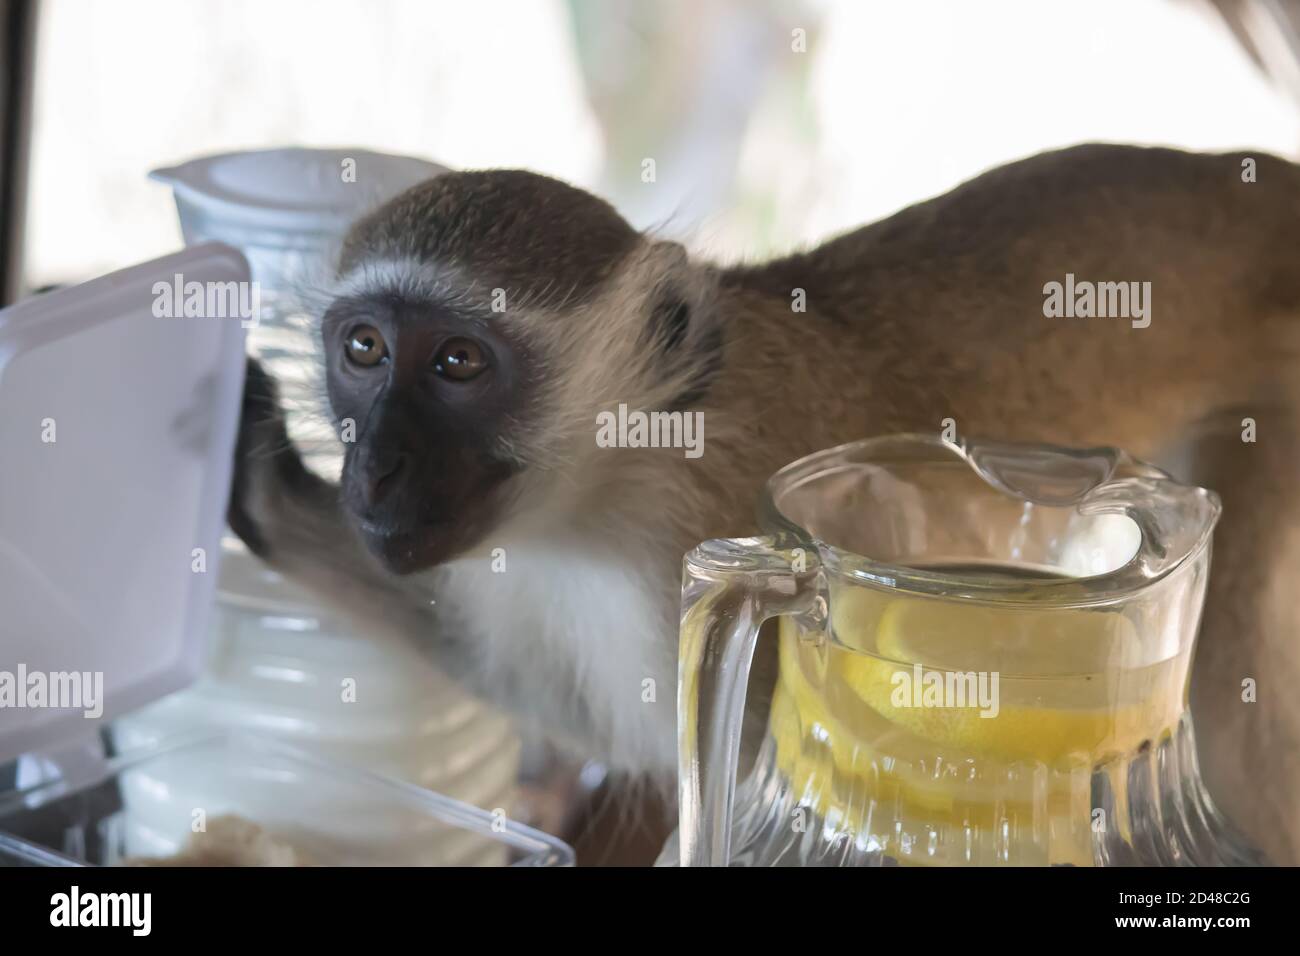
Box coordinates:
[232,144,1300,863]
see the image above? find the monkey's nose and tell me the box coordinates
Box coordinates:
[365,453,408,506]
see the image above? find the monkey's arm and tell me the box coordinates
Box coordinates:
[227,358,434,639]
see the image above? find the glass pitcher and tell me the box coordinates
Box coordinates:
[672,434,1264,866]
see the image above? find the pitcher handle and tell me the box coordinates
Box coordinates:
[677,535,824,867]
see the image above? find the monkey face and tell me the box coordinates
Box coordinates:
[318,170,722,578]
[322,294,525,574]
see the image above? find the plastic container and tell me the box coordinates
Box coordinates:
[0,245,569,866]
[0,244,247,765]
[111,539,522,864]
[0,734,569,867]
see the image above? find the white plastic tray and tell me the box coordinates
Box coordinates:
[0,244,248,764]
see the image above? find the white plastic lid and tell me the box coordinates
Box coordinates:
[0,244,249,764]
[150,147,448,236]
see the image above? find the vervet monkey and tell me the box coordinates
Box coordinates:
[230,144,1300,863]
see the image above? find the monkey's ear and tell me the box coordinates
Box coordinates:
[650,294,692,353]
[650,239,691,268]
[644,241,698,354]
[639,242,724,408]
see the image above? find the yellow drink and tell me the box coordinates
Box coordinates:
[767,564,1190,866]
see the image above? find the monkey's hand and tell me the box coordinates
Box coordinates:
[227,356,313,559]
[227,355,366,577]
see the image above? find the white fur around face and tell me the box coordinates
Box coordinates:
[315,242,725,783]
[330,257,467,307]
[433,535,680,779]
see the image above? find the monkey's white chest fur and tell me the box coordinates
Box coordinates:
[434,543,680,777]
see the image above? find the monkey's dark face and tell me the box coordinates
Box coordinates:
[323,294,524,574]
[320,169,713,576]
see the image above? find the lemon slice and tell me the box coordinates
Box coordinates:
[765,594,1183,862]
[832,596,1172,763]
[766,675,1087,864]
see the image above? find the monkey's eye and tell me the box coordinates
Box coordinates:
[433,337,488,381]
[345,324,389,367]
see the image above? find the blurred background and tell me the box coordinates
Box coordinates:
[5,0,1300,299]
